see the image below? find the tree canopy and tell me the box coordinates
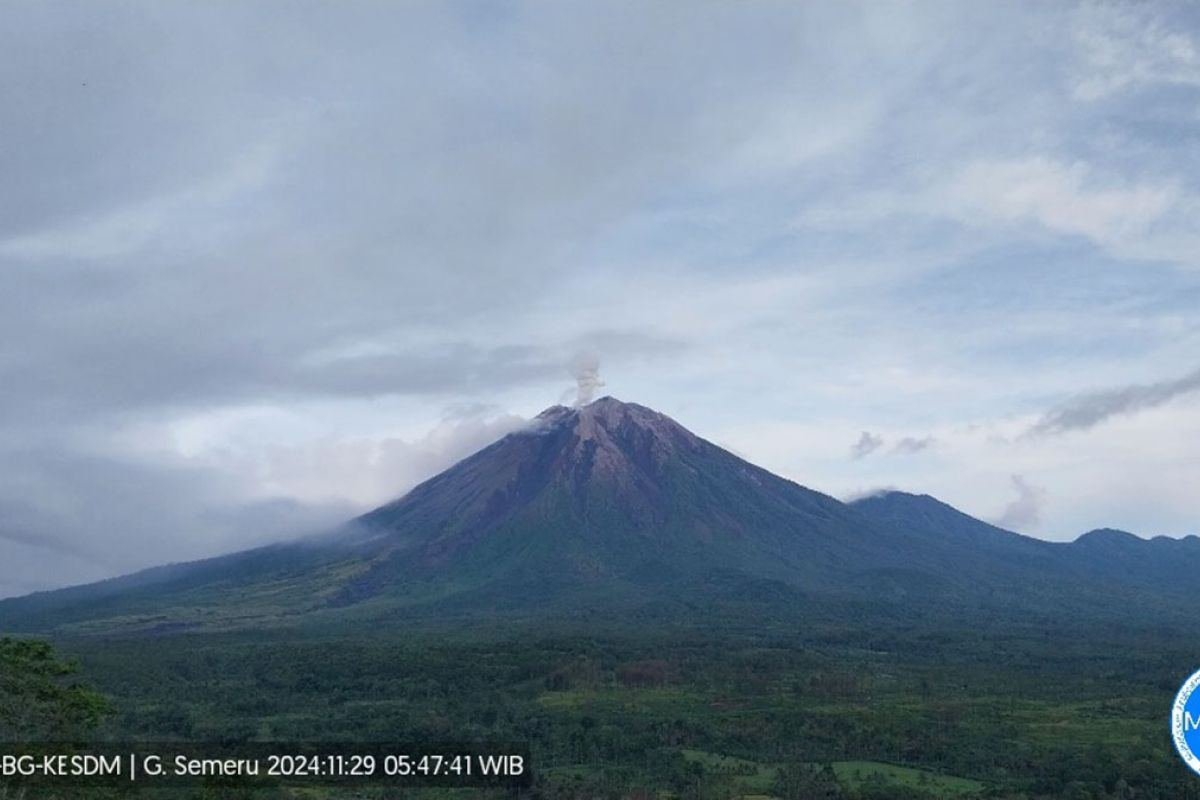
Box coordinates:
[0,637,111,742]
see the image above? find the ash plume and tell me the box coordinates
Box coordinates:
[570,353,605,406]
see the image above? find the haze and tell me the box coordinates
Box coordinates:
[2,0,1199,597]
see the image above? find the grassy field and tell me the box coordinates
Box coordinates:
[832,761,983,797]
[681,749,778,793]
[677,750,983,798]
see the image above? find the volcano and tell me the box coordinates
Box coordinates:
[339,397,885,605]
[1,397,1196,634]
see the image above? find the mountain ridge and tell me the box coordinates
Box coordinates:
[0,396,1195,634]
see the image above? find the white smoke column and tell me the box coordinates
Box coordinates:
[571,353,604,406]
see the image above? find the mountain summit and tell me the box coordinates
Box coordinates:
[1,397,1196,633]
[344,396,874,607]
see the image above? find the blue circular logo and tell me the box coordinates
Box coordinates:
[1172,669,1200,775]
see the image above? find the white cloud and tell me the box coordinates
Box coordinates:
[196,410,529,508]
[719,397,1200,542]
[937,157,1177,247]
[1072,1,1200,100]
[799,155,1196,267]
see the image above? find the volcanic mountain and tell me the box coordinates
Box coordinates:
[1,397,1195,634]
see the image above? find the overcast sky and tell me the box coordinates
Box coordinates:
[3,0,1199,598]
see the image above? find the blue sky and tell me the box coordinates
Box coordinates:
[2,1,1199,596]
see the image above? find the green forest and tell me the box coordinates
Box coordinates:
[3,612,1199,800]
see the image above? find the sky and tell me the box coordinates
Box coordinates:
[2,0,1200,598]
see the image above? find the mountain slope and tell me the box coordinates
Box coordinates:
[849,490,1198,614]
[0,397,1196,634]
[0,398,883,632]
[335,398,889,607]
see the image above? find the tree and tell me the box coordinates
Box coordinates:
[772,763,845,800]
[0,637,112,742]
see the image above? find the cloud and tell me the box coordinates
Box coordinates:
[0,538,112,600]
[245,410,530,507]
[1071,1,1200,100]
[0,444,354,598]
[937,157,1177,249]
[1028,366,1200,436]
[848,433,936,459]
[797,154,1196,271]
[992,474,1047,532]
[0,403,537,599]
[1,327,683,428]
[0,138,281,261]
[0,0,1198,593]
[892,436,936,455]
[850,431,885,460]
[842,486,900,503]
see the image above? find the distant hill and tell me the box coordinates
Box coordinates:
[0,397,1195,634]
